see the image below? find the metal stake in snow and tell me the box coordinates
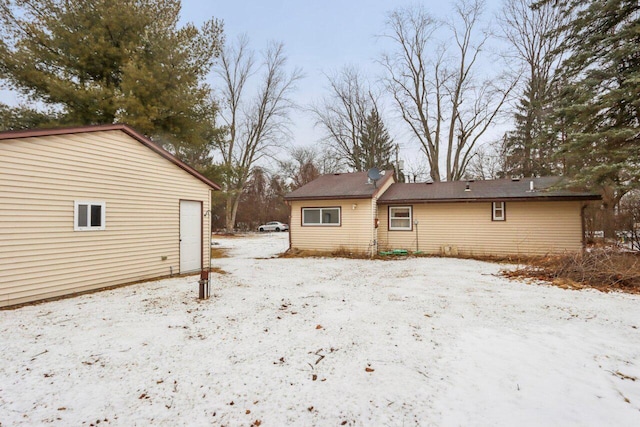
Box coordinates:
[200,209,213,300]
[199,269,210,300]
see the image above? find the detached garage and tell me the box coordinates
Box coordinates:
[0,124,219,308]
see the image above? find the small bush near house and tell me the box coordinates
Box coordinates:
[280,247,372,259]
[504,249,640,294]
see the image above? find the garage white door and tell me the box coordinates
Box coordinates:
[180,200,202,273]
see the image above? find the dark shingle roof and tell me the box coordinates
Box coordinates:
[284,170,394,200]
[378,177,600,203]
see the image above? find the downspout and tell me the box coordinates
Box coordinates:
[371,196,376,258]
[286,200,292,251]
[209,190,213,272]
[200,191,213,300]
[581,203,587,251]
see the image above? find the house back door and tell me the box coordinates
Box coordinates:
[179,200,202,273]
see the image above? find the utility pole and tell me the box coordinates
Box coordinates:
[394,144,405,182]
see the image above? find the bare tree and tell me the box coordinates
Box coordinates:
[465,138,508,180]
[214,35,302,230]
[279,145,342,189]
[279,146,320,190]
[235,167,290,230]
[403,157,432,183]
[618,191,640,251]
[380,0,516,182]
[311,66,378,171]
[499,0,567,177]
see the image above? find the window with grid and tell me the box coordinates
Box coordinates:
[492,202,505,221]
[302,207,341,226]
[389,206,412,230]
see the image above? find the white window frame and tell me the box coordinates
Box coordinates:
[492,201,506,221]
[389,206,413,231]
[302,207,341,226]
[74,201,106,231]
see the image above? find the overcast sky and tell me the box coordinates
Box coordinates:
[180,0,421,153]
[1,0,508,170]
[181,0,507,167]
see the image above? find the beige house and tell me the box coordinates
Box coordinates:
[285,172,600,257]
[285,171,394,254]
[0,124,219,308]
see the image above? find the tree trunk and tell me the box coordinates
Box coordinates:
[225,193,241,232]
[601,186,620,240]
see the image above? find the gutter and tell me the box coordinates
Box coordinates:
[377,195,601,204]
[284,194,376,202]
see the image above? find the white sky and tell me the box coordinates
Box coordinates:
[0,0,510,172]
[180,0,418,160]
[181,0,507,166]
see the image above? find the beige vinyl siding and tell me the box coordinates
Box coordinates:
[290,198,376,254]
[378,201,584,256]
[0,130,211,307]
[372,174,395,253]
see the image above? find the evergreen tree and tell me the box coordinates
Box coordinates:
[359,108,394,171]
[499,0,566,178]
[503,78,559,177]
[0,103,57,130]
[0,0,224,162]
[549,0,640,236]
[311,66,373,172]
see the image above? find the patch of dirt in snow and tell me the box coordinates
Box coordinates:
[1,233,639,426]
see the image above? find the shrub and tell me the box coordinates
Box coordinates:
[504,249,640,294]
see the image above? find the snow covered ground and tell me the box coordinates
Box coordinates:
[1,233,639,426]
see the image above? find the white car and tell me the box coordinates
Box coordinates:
[257,221,289,232]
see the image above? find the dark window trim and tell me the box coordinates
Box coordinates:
[301,206,342,227]
[492,201,506,221]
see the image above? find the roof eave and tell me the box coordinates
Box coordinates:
[378,195,601,204]
[284,194,375,201]
[372,172,395,198]
[0,123,129,140]
[285,171,395,201]
[118,126,221,191]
